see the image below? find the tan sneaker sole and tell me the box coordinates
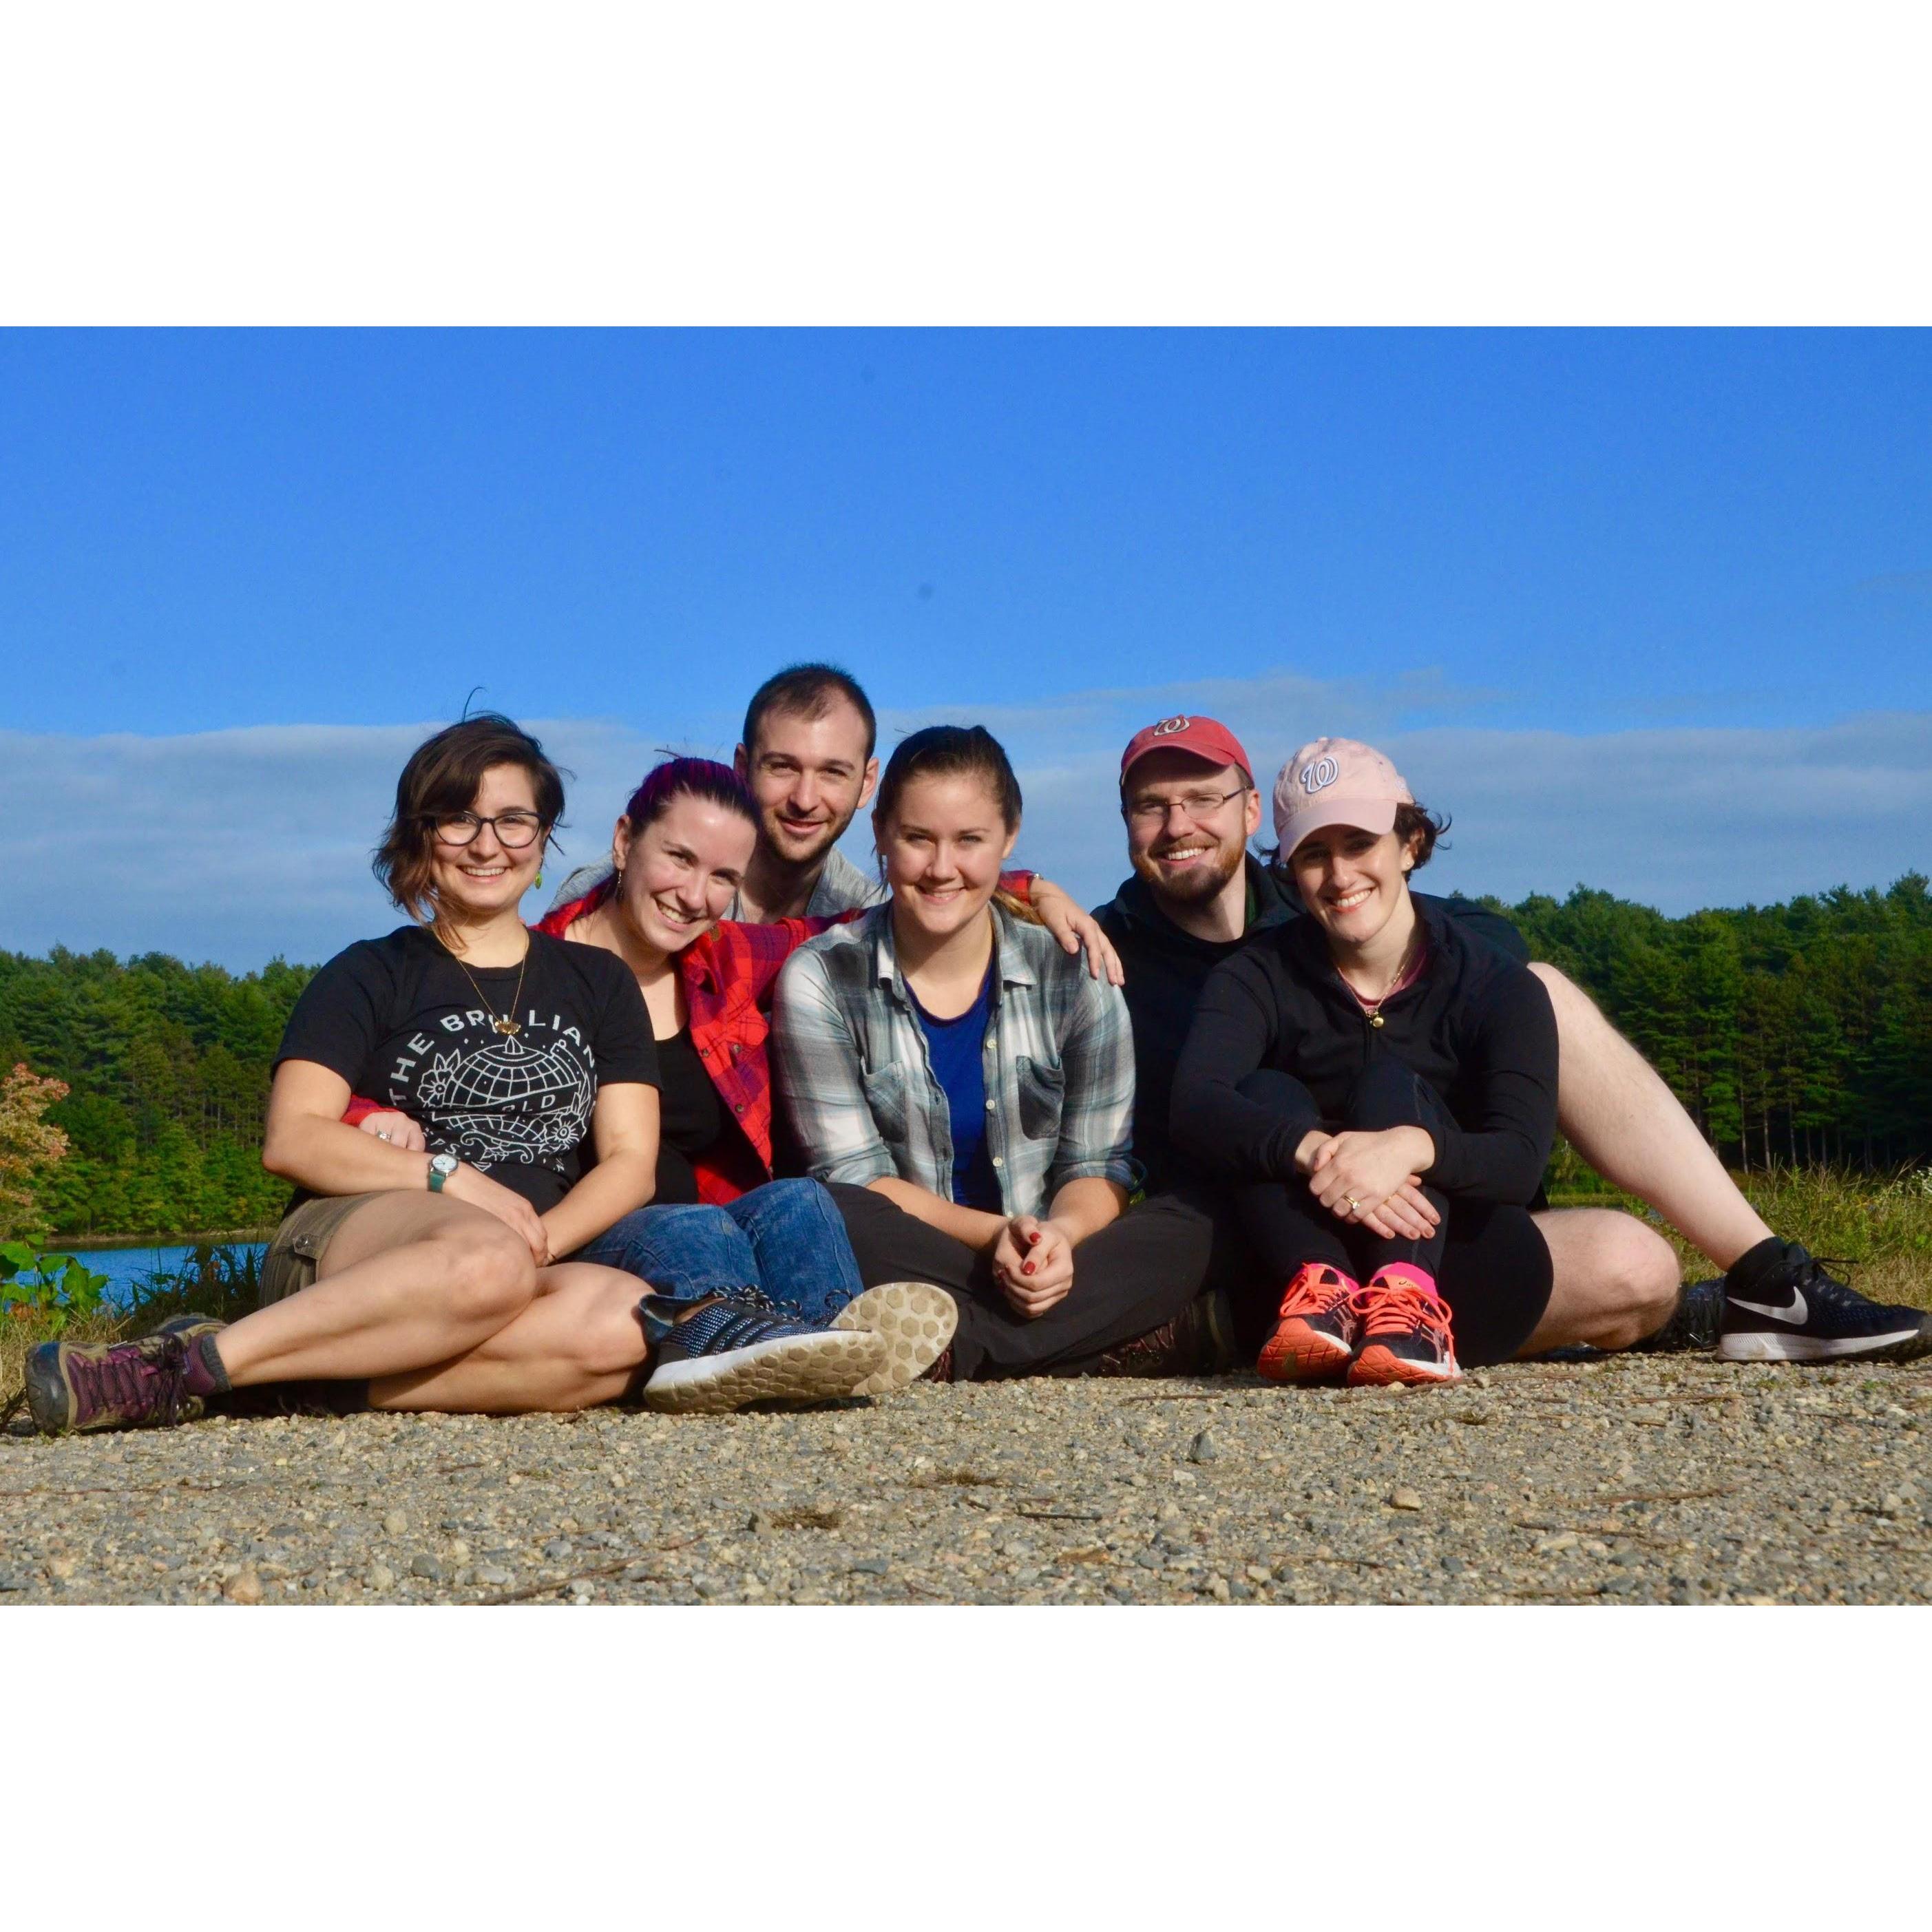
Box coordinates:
[643,1328,888,1414]
[832,1283,958,1395]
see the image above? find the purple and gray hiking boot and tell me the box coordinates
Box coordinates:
[25,1320,230,1435]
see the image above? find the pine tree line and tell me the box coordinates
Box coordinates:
[1502,874,1932,1172]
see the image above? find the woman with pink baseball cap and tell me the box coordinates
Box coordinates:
[1170,736,1563,1384]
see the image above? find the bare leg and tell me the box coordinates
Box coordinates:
[372,1263,652,1414]
[1533,963,1773,1270]
[1518,1208,1682,1353]
[213,1193,538,1386]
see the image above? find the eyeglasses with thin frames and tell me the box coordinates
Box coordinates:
[1123,784,1250,829]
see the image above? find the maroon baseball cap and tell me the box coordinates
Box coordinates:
[1119,713,1254,788]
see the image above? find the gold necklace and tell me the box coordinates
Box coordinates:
[435,926,531,1038]
[1345,932,1418,1031]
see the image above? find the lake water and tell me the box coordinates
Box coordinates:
[61,1242,269,1305]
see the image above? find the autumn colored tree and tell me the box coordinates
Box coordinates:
[0,1062,71,1241]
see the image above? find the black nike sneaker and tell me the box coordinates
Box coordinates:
[1717,1241,1932,1364]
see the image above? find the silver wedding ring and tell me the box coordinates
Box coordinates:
[376,1130,392,1141]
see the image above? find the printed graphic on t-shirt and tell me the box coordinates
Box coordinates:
[384,1006,597,1178]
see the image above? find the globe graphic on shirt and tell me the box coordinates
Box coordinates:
[417,1030,594,1170]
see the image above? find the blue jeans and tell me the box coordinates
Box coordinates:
[578,1178,865,1327]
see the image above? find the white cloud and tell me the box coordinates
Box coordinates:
[10,697,1931,972]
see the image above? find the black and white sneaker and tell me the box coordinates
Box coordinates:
[1717,1242,1932,1364]
[640,1291,888,1414]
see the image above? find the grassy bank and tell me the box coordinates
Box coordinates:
[7,1168,1930,1412]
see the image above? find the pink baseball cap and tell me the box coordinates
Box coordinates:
[1272,737,1414,853]
[1119,713,1254,788]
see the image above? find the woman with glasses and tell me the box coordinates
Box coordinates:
[24,715,882,1436]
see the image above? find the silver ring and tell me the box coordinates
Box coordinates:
[376,1130,391,1142]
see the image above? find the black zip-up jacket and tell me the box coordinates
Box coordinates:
[1168,893,1556,1204]
[1095,858,1529,1194]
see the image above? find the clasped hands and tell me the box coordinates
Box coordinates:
[1294,1125,1439,1242]
[989,1213,1076,1318]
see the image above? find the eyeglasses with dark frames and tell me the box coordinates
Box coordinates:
[423,810,547,849]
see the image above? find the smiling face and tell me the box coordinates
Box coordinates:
[874,770,1019,945]
[735,698,880,870]
[1122,748,1261,907]
[426,762,549,923]
[612,792,759,956]
[1288,821,1420,951]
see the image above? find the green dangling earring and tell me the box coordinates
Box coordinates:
[534,868,545,890]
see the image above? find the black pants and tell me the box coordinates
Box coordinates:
[1230,1063,1553,1369]
[827,1182,1217,1382]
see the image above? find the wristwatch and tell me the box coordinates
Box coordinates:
[428,1152,459,1193]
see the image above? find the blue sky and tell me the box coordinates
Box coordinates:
[7,328,1931,967]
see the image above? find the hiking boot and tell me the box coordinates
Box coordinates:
[831,1283,958,1395]
[1717,1242,1932,1364]
[1063,1288,1241,1378]
[640,1291,887,1414]
[1347,1270,1460,1387]
[25,1331,202,1434]
[1257,1263,1361,1383]
[1633,1278,1724,1354]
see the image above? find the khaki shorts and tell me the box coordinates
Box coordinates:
[258,1193,389,1308]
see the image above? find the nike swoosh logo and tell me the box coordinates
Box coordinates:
[1730,1287,1808,1326]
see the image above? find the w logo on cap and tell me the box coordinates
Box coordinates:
[1299,755,1339,794]
[1151,715,1191,736]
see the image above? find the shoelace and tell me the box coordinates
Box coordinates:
[1356,1280,1453,1345]
[1277,1266,1352,1320]
[81,1334,189,1426]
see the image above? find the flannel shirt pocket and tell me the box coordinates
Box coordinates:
[1014,1055,1065,1140]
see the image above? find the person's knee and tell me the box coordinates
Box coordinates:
[1597,1219,1682,1343]
[433,1222,539,1327]
[570,1278,651,1379]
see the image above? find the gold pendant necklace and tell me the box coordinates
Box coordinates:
[437,927,530,1037]
[1350,934,1416,1031]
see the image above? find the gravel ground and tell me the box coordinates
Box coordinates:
[3,1352,1928,1606]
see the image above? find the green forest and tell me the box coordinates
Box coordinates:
[3,872,1929,1241]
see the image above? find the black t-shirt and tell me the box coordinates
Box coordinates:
[652,1025,727,1204]
[275,926,658,1214]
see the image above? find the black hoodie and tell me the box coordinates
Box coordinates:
[1095,858,1528,1193]
[1170,894,1556,1204]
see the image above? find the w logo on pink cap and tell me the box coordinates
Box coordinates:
[1272,737,1414,852]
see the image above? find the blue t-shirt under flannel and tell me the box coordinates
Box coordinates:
[907,963,1002,1212]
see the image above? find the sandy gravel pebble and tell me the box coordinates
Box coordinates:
[3,1354,1928,1606]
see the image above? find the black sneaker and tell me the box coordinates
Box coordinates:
[640,1292,887,1414]
[1634,1279,1725,1354]
[1717,1243,1932,1364]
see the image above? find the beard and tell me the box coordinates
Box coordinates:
[1130,828,1247,907]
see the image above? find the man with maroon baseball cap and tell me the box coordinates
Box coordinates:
[1094,709,1931,1366]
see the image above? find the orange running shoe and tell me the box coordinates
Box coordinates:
[1257,1263,1361,1383]
[1347,1268,1460,1386]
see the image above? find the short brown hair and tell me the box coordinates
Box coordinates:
[742,662,877,761]
[372,714,567,921]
